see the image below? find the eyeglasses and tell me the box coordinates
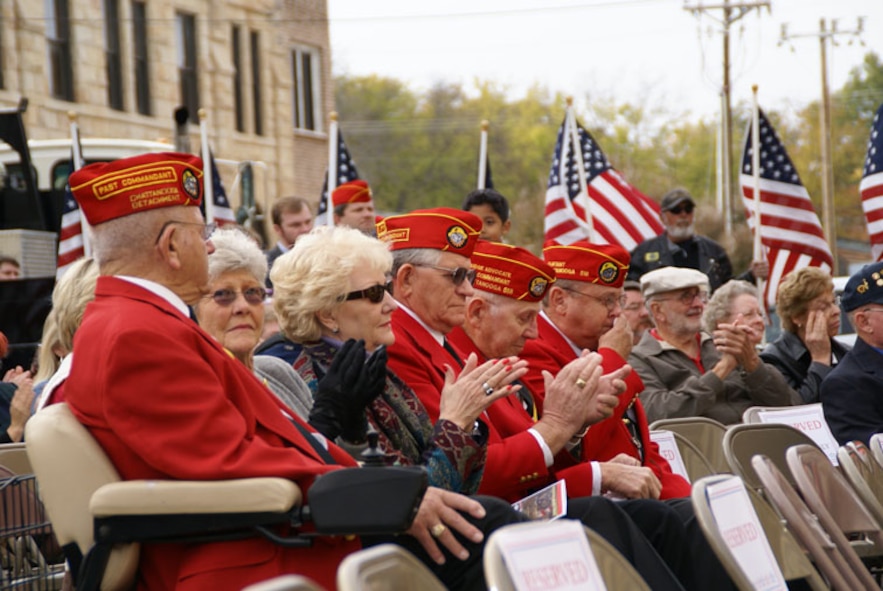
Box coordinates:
[810,295,841,311]
[344,280,394,303]
[560,286,626,311]
[207,287,267,306]
[154,221,217,244]
[413,264,477,286]
[655,289,708,306]
[667,204,694,215]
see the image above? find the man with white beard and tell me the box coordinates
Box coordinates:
[627,188,767,292]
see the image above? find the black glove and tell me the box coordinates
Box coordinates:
[309,339,386,443]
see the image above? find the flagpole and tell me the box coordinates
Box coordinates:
[68,111,91,256]
[327,112,338,227]
[198,108,215,224]
[478,120,489,189]
[565,97,594,240]
[750,85,767,331]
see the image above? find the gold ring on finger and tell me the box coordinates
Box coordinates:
[430,523,447,538]
[575,377,587,389]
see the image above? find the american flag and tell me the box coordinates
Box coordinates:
[317,128,360,224]
[740,108,833,308]
[860,102,883,262]
[56,122,87,279]
[205,150,236,227]
[544,109,662,249]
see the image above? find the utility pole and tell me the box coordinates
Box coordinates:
[684,0,770,237]
[779,18,864,271]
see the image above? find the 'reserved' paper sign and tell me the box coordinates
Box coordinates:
[756,403,839,465]
[649,430,690,483]
[496,519,606,591]
[706,476,788,591]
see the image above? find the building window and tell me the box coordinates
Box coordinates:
[103,0,123,110]
[175,12,199,119]
[132,0,150,115]
[46,0,75,101]
[231,25,244,132]
[250,31,262,136]
[291,47,321,132]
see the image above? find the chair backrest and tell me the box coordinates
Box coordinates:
[242,574,326,591]
[650,430,716,483]
[648,417,729,473]
[741,404,840,464]
[336,544,446,591]
[787,444,882,589]
[482,520,650,591]
[0,442,32,474]
[837,441,883,526]
[869,434,883,469]
[691,474,827,591]
[752,454,865,591]
[25,403,139,591]
[723,423,819,491]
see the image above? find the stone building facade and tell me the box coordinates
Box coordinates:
[0,0,334,239]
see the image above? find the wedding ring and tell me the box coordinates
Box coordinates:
[430,523,447,538]
[482,381,495,396]
[575,377,587,389]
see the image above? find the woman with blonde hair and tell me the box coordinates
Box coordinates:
[271,225,528,493]
[760,266,849,403]
[36,257,99,409]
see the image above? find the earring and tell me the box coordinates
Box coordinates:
[332,327,339,334]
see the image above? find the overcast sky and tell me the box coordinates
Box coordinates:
[328,0,883,123]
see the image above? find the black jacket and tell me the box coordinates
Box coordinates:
[821,337,883,446]
[628,233,750,292]
[760,331,851,404]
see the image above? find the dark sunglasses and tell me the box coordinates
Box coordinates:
[414,264,477,286]
[345,280,394,303]
[208,287,267,306]
[668,203,694,215]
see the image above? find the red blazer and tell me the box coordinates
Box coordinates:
[65,277,360,591]
[518,315,691,500]
[386,308,467,422]
[444,327,595,502]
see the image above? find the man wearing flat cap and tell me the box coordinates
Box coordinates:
[630,266,797,425]
[822,262,883,445]
[59,155,520,590]
[332,179,376,234]
[628,187,767,292]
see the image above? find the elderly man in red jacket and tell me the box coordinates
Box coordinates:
[517,240,692,499]
[446,240,734,591]
[60,154,510,591]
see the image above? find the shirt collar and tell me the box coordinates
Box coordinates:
[116,275,191,318]
[397,301,445,347]
[539,309,582,356]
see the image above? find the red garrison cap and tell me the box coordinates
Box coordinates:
[471,241,556,302]
[332,180,372,208]
[376,207,482,256]
[70,152,203,225]
[542,240,629,287]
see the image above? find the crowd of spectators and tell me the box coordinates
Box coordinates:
[1,153,880,589]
